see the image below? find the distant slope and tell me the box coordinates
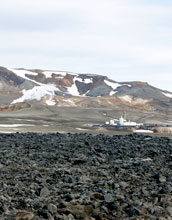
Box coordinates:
[0,66,171,113]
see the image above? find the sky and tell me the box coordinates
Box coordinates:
[0,0,172,91]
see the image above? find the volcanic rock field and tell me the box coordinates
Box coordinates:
[0,132,171,219]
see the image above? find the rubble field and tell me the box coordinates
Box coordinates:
[0,132,171,219]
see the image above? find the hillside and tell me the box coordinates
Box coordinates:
[0,66,171,114]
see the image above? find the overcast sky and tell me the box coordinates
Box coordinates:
[0,0,172,91]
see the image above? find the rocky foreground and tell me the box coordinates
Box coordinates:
[0,133,171,220]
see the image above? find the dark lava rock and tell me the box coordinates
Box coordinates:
[0,132,171,219]
[104,193,114,203]
[38,209,50,219]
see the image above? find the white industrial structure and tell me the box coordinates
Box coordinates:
[105,115,143,127]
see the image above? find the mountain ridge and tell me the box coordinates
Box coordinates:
[0,66,171,114]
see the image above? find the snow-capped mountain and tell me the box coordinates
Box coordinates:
[0,66,172,112]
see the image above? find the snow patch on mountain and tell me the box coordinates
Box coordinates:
[12,84,58,104]
[82,91,90,97]
[9,68,38,78]
[105,80,131,90]
[45,96,56,106]
[8,68,41,85]
[76,77,93,84]
[162,92,172,98]
[67,76,80,96]
[55,76,64,79]
[109,91,117,96]
[84,78,93,83]
[42,71,54,79]
[104,80,121,90]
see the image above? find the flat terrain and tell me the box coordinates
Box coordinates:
[0,104,172,138]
